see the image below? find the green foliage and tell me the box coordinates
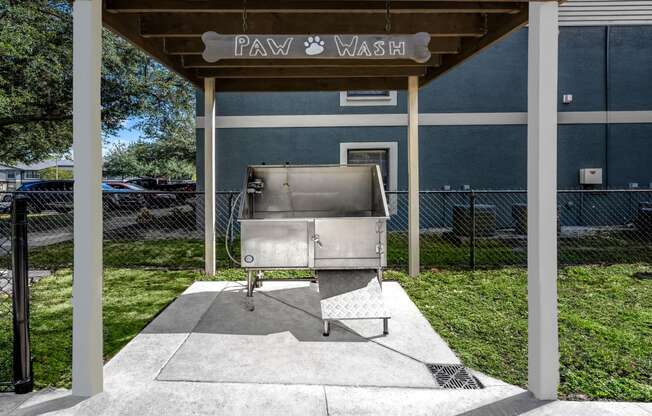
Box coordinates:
[103,139,195,180]
[0,0,196,165]
[39,166,73,180]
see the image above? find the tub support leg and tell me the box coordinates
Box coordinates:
[246,270,254,297]
[383,318,389,335]
[255,270,264,288]
[323,320,330,337]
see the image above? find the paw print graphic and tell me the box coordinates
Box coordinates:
[304,36,325,56]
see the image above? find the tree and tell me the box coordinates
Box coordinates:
[103,143,144,179]
[39,166,73,180]
[103,141,195,180]
[0,0,196,166]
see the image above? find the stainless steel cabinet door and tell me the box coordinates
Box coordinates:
[313,218,381,268]
[241,220,310,268]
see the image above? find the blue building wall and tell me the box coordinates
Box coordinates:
[196,26,652,191]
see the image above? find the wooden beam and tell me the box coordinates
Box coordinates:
[181,55,442,68]
[102,13,201,87]
[422,4,528,84]
[203,77,216,277]
[140,13,486,37]
[212,77,412,91]
[407,75,420,277]
[164,36,461,55]
[195,66,428,78]
[107,0,523,14]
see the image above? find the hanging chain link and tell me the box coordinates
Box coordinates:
[242,0,248,33]
[385,0,392,33]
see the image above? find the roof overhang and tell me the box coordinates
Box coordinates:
[101,0,550,91]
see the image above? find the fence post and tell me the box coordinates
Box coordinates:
[11,196,32,394]
[228,193,234,268]
[469,191,476,270]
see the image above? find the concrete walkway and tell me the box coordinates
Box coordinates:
[6,281,652,416]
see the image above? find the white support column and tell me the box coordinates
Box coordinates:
[407,76,420,277]
[204,78,216,276]
[527,1,559,401]
[72,0,103,397]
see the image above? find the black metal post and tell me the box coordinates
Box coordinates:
[469,192,476,270]
[12,196,32,394]
[228,193,234,267]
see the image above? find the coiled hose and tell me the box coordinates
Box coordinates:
[225,191,243,265]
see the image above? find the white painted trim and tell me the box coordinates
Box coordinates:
[196,110,652,129]
[608,110,652,123]
[419,112,526,125]
[72,0,103,397]
[339,142,398,192]
[204,78,216,277]
[339,90,398,107]
[407,76,420,277]
[527,1,560,401]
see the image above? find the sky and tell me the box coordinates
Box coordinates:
[102,118,143,156]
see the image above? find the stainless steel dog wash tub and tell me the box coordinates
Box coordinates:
[237,164,391,335]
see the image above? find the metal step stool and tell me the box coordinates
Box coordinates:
[317,270,390,336]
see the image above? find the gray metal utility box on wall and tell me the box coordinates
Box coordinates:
[238,164,391,336]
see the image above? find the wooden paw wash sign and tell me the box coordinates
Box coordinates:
[202,32,432,63]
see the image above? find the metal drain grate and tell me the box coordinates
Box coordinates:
[426,364,483,389]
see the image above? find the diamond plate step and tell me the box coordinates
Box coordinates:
[317,270,390,320]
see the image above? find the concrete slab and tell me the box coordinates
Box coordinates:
[12,383,327,416]
[325,385,527,416]
[325,386,652,416]
[9,280,650,416]
[157,281,458,388]
[0,391,36,415]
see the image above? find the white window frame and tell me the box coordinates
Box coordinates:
[339,90,397,107]
[340,141,398,214]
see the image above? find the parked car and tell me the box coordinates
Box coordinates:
[102,183,146,211]
[126,178,196,192]
[14,180,74,213]
[0,199,10,214]
[2,180,145,213]
[105,182,176,208]
[125,178,196,205]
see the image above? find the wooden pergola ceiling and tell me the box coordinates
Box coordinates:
[102,0,536,91]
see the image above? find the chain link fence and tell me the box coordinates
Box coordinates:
[0,189,650,272]
[387,189,652,269]
[0,206,13,391]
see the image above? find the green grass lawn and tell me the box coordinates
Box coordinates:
[11,231,652,273]
[0,268,202,389]
[394,264,652,401]
[0,254,649,400]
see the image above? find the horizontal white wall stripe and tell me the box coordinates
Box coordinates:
[195,111,652,129]
[608,110,652,123]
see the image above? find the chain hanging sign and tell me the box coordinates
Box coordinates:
[201,32,431,63]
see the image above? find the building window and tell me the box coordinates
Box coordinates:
[347,149,390,191]
[340,142,398,215]
[339,90,397,107]
[23,171,40,179]
[7,172,15,180]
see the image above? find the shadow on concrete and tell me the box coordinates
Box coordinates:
[193,286,367,342]
[140,284,368,342]
[455,392,550,416]
[12,393,85,416]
